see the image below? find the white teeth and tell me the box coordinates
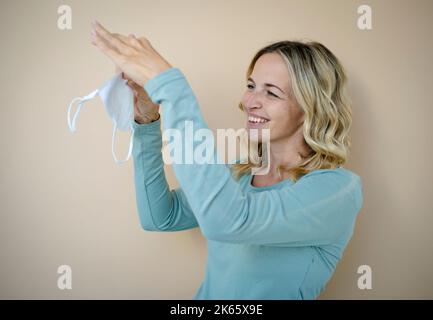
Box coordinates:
[248,116,268,123]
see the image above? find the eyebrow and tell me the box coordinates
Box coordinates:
[247,77,286,95]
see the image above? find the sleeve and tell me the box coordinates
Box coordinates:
[131,117,199,231]
[143,68,364,246]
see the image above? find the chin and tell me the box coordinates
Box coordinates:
[246,128,270,144]
[246,119,271,144]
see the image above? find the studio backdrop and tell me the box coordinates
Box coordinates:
[0,0,432,299]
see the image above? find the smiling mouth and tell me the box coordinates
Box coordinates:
[248,119,270,126]
[247,115,270,124]
[248,119,269,123]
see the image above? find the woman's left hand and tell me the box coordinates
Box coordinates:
[90,20,172,87]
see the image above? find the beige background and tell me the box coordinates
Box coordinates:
[1,0,432,299]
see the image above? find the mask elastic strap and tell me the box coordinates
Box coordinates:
[111,122,135,164]
[67,89,99,132]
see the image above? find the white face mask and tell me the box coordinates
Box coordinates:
[67,73,135,164]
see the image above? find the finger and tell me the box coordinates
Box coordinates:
[127,84,138,96]
[126,80,140,96]
[92,30,124,66]
[128,80,143,92]
[110,32,142,52]
[137,36,152,49]
[113,33,134,46]
[92,20,131,54]
[126,79,135,88]
[127,79,137,88]
[128,34,143,49]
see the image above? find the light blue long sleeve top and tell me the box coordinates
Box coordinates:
[131,67,364,300]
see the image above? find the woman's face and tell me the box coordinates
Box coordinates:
[241,52,305,143]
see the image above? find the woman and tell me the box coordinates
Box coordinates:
[91,21,363,299]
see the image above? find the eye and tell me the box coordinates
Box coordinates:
[246,84,254,90]
[267,91,278,98]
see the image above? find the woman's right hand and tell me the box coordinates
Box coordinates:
[127,76,160,124]
[116,62,160,124]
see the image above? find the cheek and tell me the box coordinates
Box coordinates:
[268,103,290,122]
[241,91,251,107]
[269,107,304,137]
[267,106,293,133]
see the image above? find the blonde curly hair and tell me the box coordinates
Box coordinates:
[231,40,353,183]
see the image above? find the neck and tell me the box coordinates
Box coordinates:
[261,126,311,180]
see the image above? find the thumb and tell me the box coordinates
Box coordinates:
[127,79,142,91]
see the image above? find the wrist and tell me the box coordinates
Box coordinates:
[145,63,172,86]
[135,113,160,124]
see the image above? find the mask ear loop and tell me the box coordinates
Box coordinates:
[67,97,84,132]
[67,89,99,132]
[111,122,135,164]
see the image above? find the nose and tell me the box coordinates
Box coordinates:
[244,91,263,112]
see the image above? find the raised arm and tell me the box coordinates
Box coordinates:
[132,118,199,231]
